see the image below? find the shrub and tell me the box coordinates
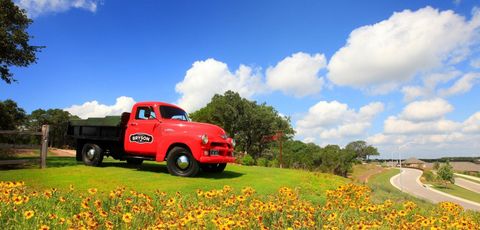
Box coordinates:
[256,157,268,167]
[268,159,279,168]
[241,154,255,166]
[422,170,436,183]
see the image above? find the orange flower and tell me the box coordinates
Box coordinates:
[13,196,23,205]
[88,188,98,195]
[38,225,49,230]
[24,210,34,219]
[122,212,133,223]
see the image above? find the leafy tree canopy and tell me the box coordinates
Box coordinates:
[437,161,455,186]
[190,90,294,158]
[1,0,43,84]
[0,99,26,130]
[345,140,379,160]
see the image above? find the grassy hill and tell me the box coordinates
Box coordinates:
[0,156,348,203]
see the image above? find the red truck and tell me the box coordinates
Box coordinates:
[67,102,235,177]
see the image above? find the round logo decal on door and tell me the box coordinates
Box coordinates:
[129,133,154,144]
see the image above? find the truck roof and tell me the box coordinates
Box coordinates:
[135,101,184,110]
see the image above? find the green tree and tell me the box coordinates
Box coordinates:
[437,161,455,187]
[0,99,26,130]
[190,91,294,159]
[26,109,79,147]
[1,0,43,84]
[432,161,440,170]
[345,140,379,160]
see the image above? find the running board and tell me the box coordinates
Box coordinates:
[124,155,155,161]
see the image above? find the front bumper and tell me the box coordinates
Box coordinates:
[198,138,235,163]
[199,156,236,163]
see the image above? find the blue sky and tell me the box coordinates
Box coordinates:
[2,0,480,158]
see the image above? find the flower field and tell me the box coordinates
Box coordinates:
[1,181,479,229]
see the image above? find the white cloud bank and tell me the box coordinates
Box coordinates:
[266,52,326,97]
[175,52,328,112]
[64,96,136,119]
[328,6,480,93]
[368,100,480,158]
[296,101,384,144]
[15,0,99,17]
[175,59,265,112]
[399,98,453,122]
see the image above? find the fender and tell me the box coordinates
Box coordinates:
[155,134,202,162]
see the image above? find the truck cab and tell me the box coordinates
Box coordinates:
[68,102,235,177]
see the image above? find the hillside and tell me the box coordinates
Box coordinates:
[0,156,348,203]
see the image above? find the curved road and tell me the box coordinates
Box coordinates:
[455,177,480,193]
[390,168,480,211]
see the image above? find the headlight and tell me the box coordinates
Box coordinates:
[231,139,236,147]
[201,134,208,145]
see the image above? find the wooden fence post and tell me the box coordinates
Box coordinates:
[40,125,49,169]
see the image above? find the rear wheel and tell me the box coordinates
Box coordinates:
[81,143,103,166]
[166,147,199,177]
[201,163,226,173]
[126,158,143,165]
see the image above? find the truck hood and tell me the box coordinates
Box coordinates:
[163,120,227,137]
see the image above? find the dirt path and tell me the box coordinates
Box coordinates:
[49,148,75,157]
[356,165,386,183]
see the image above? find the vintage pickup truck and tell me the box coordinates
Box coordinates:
[67,102,235,177]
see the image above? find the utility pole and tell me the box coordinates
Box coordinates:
[276,131,283,168]
[399,152,402,191]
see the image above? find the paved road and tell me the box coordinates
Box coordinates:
[455,177,480,193]
[390,168,480,211]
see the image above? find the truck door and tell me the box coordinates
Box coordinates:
[124,106,159,156]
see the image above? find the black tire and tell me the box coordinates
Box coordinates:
[201,163,227,173]
[126,158,143,165]
[81,143,104,166]
[166,147,199,177]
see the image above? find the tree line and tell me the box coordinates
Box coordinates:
[0,99,78,147]
[191,91,380,177]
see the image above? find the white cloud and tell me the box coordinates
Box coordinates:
[328,6,480,92]
[471,59,480,68]
[296,101,384,144]
[384,117,461,134]
[401,71,462,101]
[368,102,480,158]
[438,72,480,96]
[175,58,265,112]
[266,52,326,97]
[401,86,427,102]
[399,98,453,122]
[463,112,480,133]
[64,96,136,119]
[15,0,99,17]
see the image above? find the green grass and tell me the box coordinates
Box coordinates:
[456,174,480,184]
[367,168,434,209]
[0,156,348,204]
[433,184,480,204]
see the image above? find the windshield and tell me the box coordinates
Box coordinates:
[159,106,190,121]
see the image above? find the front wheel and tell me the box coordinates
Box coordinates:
[81,143,104,166]
[201,163,226,173]
[166,147,199,177]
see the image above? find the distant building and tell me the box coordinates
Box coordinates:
[402,157,426,169]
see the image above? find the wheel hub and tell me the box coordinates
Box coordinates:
[87,148,95,160]
[176,155,190,170]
